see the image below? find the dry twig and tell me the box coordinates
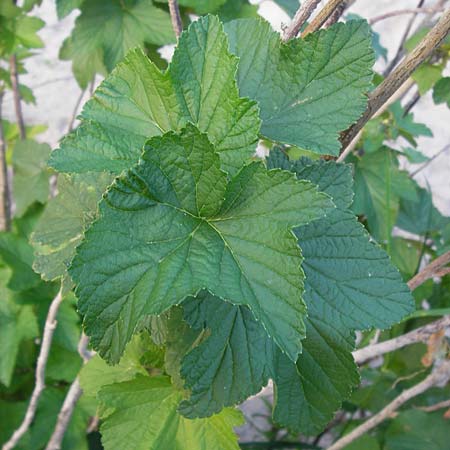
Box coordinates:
[168,0,183,38]
[340,8,450,151]
[369,7,445,25]
[328,360,450,450]
[408,250,450,291]
[282,0,321,41]
[417,398,450,412]
[353,316,450,365]
[302,0,347,37]
[45,334,93,450]
[2,289,64,450]
[9,55,26,140]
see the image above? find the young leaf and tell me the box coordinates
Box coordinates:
[56,0,84,19]
[31,173,113,282]
[51,15,260,175]
[98,375,243,450]
[224,19,374,155]
[70,125,333,363]
[60,0,175,88]
[12,139,51,217]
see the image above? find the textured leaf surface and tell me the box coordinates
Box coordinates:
[433,77,450,107]
[98,375,243,450]
[267,150,414,433]
[179,292,276,418]
[71,125,332,363]
[60,0,174,88]
[31,173,112,281]
[225,19,374,155]
[56,0,83,18]
[12,139,51,217]
[51,15,260,175]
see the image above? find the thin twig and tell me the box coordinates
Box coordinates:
[45,334,93,450]
[403,89,421,115]
[408,250,450,290]
[3,289,64,450]
[411,144,450,176]
[340,8,450,152]
[369,7,445,25]
[302,0,347,37]
[353,316,450,365]
[168,0,183,38]
[336,78,415,162]
[0,91,11,231]
[282,0,321,41]
[67,88,86,133]
[327,360,450,450]
[9,55,26,140]
[417,398,450,412]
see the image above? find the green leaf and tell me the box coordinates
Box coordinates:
[225,19,374,155]
[0,232,41,291]
[397,185,449,235]
[178,292,276,418]
[218,0,258,21]
[98,375,243,450]
[390,102,432,145]
[60,0,175,88]
[30,172,113,282]
[273,0,300,18]
[385,410,449,450]
[12,139,51,217]
[266,150,413,433]
[0,268,38,386]
[51,15,260,176]
[56,0,84,19]
[402,147,429,164]
[412,63,444,95]
[433,77,450,107]
[352,147,418,241]
[71,125,332,363]
[178,0,227,13]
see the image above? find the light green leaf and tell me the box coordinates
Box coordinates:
[30,172,113,281]
[218,0,258,21]
[179,292,276,418]
[0,268,38,386]
[412,63,444,95]
[433,77,450,107]
[98,375,243,450]
[178,0,227,13]
[60,0,174,88]
[71,125,332,363]
[80,334,148,399]
[51,15,260,176]
[225,19,374,155]
[12,139,51,217]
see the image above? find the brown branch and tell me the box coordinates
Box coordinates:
[408,250,450,291]
[328,360,450,450]
[168,0,183,38]
[340,8,450,151]
[9,55,26,140]
[282,0,321,41]
[417,398,450,412]
[45,334,93,450]
[369,7,445,25]
[353,316,450,365]
[2,289,64,450]
[302,0,347,37]
[323,0,349,28]
[0,91,11,231]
